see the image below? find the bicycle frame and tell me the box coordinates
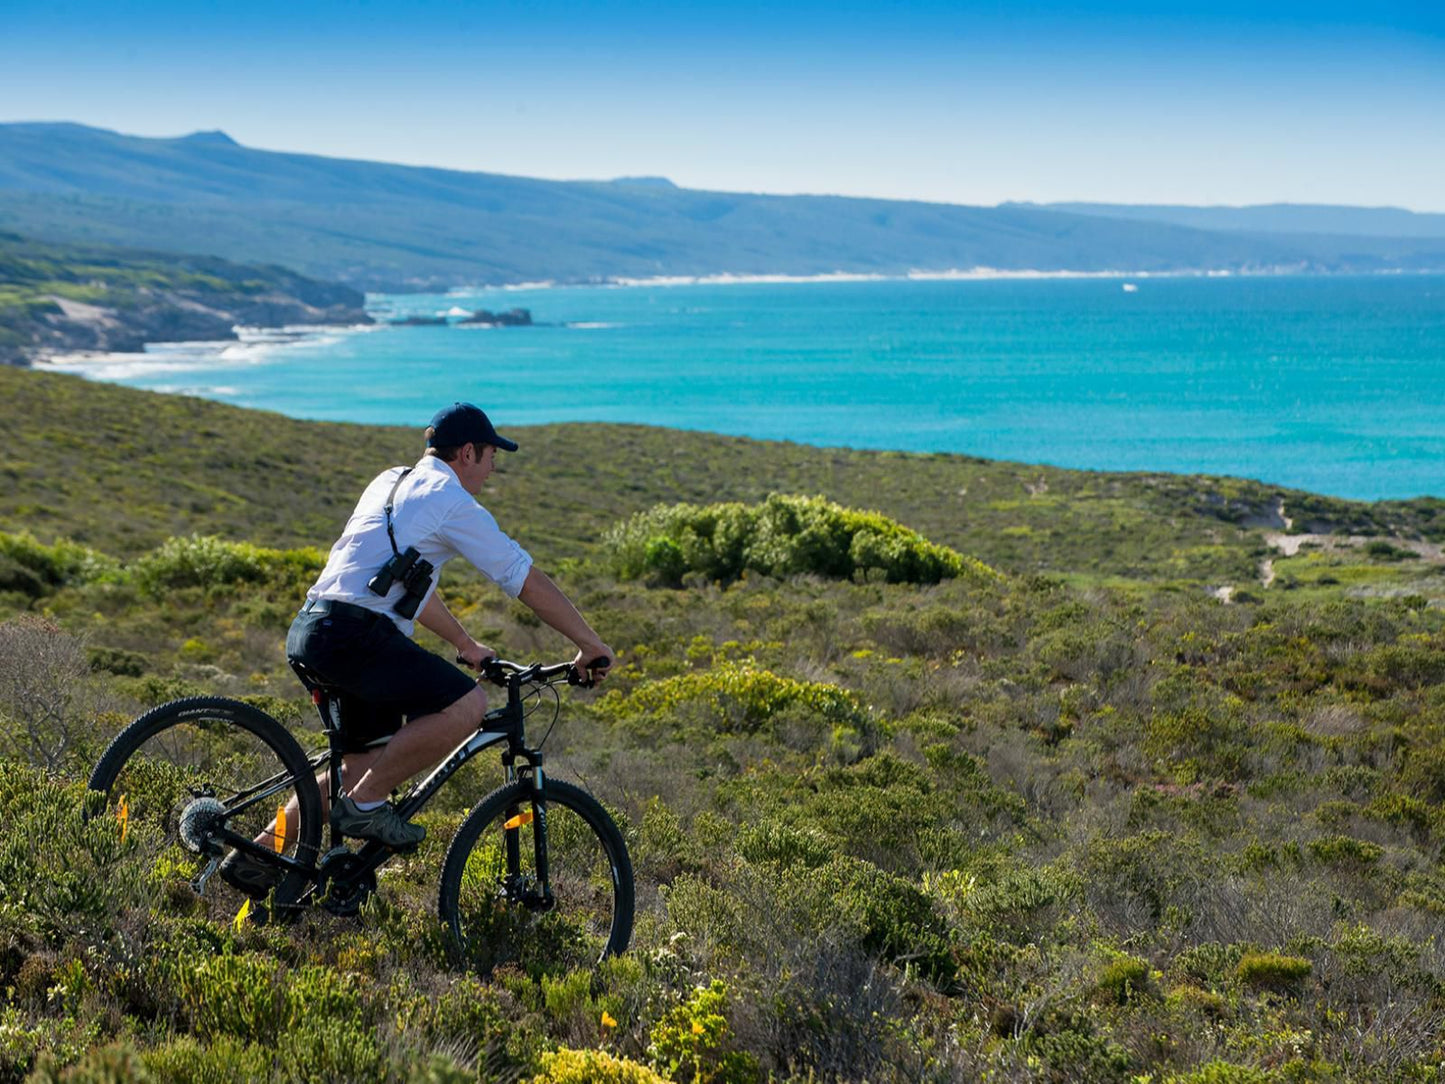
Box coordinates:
[216,662,558,902]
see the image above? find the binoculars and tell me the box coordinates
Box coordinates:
[368,545,435,620]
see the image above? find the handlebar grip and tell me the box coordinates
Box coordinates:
[567,655,611,688]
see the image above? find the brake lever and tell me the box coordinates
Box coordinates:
[457,655,507,686]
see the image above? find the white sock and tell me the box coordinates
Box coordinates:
[352,798,387,811]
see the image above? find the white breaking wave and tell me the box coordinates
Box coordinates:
[34,322,373,380]
[445,280,557,295]
[608,271,889,288]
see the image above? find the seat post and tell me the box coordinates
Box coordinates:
[326,725,347,852]
[291,660,347,852]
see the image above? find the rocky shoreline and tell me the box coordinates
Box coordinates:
[3,290,371,367]
[0,233,372,367]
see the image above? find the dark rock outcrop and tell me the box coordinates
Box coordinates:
[387,315,449,327]
[458,308,533,327]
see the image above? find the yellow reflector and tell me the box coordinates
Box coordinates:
[234,898,251,930]
[274,805,287,853]
[116,795,129,843]
[503,810,534,830]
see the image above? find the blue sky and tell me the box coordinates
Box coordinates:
[3,0,1442,210]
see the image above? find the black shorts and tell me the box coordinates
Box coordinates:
[285,599,478,755]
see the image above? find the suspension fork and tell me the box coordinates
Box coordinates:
[501,749,552,904]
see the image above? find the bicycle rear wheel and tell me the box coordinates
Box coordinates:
[439,778,634,974]
[89,697,323,913]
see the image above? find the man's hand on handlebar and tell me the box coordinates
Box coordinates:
[572,641,615,685]
[456,638,498,671]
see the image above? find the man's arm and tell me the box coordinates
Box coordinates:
[417,591,494,668]
[518,567,614,678]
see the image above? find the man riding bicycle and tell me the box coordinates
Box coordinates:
[221,402,613,896]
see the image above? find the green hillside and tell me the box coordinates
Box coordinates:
[5,368,1445,1081]
[3,124,1443,290]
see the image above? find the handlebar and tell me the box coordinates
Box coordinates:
[455,654,611,689]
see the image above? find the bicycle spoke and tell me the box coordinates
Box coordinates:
[90,701,323,912]
[445,781,632,975]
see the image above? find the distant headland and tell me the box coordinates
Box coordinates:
[0,233,369,367]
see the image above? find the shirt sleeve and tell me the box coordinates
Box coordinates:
[439,498,534,598]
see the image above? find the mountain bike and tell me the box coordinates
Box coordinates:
[88,655,634,972]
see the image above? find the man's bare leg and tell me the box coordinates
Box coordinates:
[346,686,487,805]
[256,748,382,851]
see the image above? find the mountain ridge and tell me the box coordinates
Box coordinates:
[3,123,1443,290]
[1014,200,1445,239]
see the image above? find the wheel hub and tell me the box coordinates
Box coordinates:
[178,796,228,855]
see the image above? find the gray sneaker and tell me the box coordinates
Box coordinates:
[331,795,426,849]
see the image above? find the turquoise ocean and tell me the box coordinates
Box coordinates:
[41,274,1445,501]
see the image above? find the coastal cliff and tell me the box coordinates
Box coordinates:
[0,232,370,366]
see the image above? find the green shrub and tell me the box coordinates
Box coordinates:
[1235,952,1311,993]
[1096,953,1152,1004]
[25,1041,152,1084]
[1306,835,1383,869]
[530,1049,670,1084]
[647,980,760,1084]
[0,763,142,939]
[942,865,1081,945]
[1163,1062,1275,1084]
[131,534,323,595]
[736,821,835,869]
[179,953,285,1045]
[1164,984,1228,1019]
[607,494,994,585]
[142,1037,273,1083]
[0,531,120,594]
[796,855,955,984]
[606,661,866,736]
[275,1015,385,1084]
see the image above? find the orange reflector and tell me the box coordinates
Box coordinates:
[274,806,287,853]
[116,795,129,843]
[503,810,534,830]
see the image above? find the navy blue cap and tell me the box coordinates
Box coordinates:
[426,402,518,452]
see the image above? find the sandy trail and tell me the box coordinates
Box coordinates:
[1213,499,1441,599]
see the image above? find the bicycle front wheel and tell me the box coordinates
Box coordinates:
[89,697,324,913]
[439,778,634,974]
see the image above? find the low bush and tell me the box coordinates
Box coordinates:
[0,532,120,595]
[531,1048,670,1084]
[1096,952,1152,1004]
[605,661,866,736]
[606,494,994,586]
[131,534,323,596]
[1235,952,1311,993]
[647,980,760,1084]
[0,763,144,943]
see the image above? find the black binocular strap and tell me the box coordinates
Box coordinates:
[383,467,413,558]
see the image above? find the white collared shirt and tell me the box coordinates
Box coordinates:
[307,455,533,635]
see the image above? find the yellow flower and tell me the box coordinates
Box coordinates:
[691,1020,705,1035]
[601,1011,618,1029]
